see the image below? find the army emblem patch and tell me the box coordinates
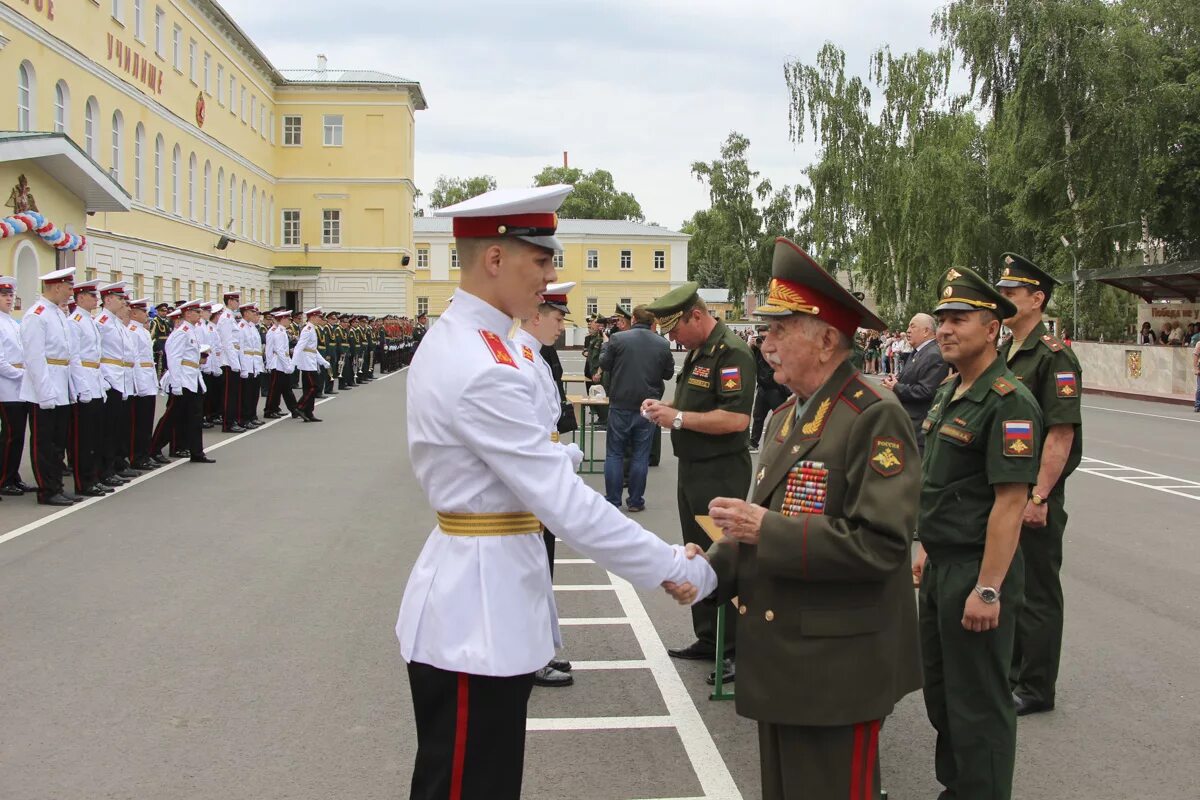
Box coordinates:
[1055,371,1078,397]
[943,286,954,298]
[946,268,962,282]
[720,366,742,391]
[479,329,517,368]
[1003,420,1033,456]
[870,437,905,477]
[521,345,535,362]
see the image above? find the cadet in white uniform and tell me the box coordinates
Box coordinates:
[95,282,137,482]
[0,274,31,496]
[264,310,299,418]
[66,280,111,496]
[237,303,265,427]
[397,186,715,799]
[151,301,212,462]
[292,308,329,422]
[217,291,244,432]
[200,303,224,426]
[20,267,78,505]
[127,298,160,471]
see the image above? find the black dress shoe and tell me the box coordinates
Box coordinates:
[101,476,127,487]
[201,421,214,429]
[291,411,302,419]
[90,484,115,494]
[13,480,34,492]
[170,449,191,459]
[152,454,171,465]
[38,493,74,506]
[532,665,574,687]
[264,412,283,419]
[548,658,572,673]
[78,486,108,497]
[668,641,718,661]
[0,483,23,496]
[190,456,216,464]
[1013,693,1054,716]
[705,658,736,685]
[226,425,246,433]
[132,459,157,470]
[117,469,140,479]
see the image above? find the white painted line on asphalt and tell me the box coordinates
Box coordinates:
[1078,457,1200,501]
[570,660,650,670]
[1083,404,1200,423]
[526,715,676,731]
[609,575,743,800]
[553,584,617,592]
[557,617,630,626]
[554,558,596,565]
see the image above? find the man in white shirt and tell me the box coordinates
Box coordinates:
[19,268,79,506]
[151,301,213,463]
[95,282,138,483]
[264,310,299,418]
[127,298,161,471]
[0,274,32,497]
[292,308,329,422]
[66,280,112,496]
[237,303,265,428]
[200,303,224,426]
[217,291,245,433]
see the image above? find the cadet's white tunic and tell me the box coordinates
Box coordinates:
[0,310,24,403]
[396,289,715,677]
[164,322,202,394]
[265,326,294,373]
[291,324,328,371]
[19,297,72,408]
[128,321,158,397]
[238,321,264,377]
[67,309,104,403]
[95,309,133,399]
[216,311,241,371]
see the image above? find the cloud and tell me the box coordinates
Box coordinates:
[221,0,949,227]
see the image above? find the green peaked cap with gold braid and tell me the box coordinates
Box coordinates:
[934,266,1017,321]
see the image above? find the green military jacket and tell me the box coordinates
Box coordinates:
[671,320,756,461]
[583,331,604,376]
[707,360,923,726]
[1000,320,1083,488]
[918,354,1043,556]
[316,323,331,360]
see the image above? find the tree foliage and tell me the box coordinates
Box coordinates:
[427,175,497,210]
[532,166,644,221]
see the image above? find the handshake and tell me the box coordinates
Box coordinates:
[660,543,709,605]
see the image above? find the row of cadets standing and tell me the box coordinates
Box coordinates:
[150,300,213,463]
[292,307,329,422]
[264,309,300,418]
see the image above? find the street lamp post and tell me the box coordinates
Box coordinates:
[1060,236,1080,339]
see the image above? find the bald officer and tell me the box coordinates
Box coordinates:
[398,186,715,800]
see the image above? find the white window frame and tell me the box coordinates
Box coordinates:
[416,248,429,268]
[17,62,35,132]
[250,95,257,131]
[172,25,182,71]
[133,123,145,200]
[240,87,247,122]
[260,106,266,139]
[322,209,341,246]
[188,39,197,84]
[553,253,564,269]
[216,167,224,227]
[586,249,599,270]
[153,134,164,209]
[450,247,459,269]
[203,52,211,94]
[620,250,633,270]
[229,76,236,114]
[283,115,302,146]
[282,209,300,247]
[323,114,343,147]
[154,7,165,57]
[217,64,224,105]
[110,110,124,184]
[268,112,275,145]
[202,160,211,225]
[133,0,143,39]
[654,250,666,270]
[112,0,124,24]
[416,297,429,316]
[84,96,100,158]
[620,297,632,310]
[187,153,196,220]
[54,79,69,133]
[586,298,598,318]
[250,188,257,241]
[171,144,180,215]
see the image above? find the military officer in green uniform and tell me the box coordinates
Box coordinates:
[996,253,1082,717]
[151,302,173,376]
[316,312,334,395]
[583,315,608,425]
[643,281,755,679]
[696,238,922,799]
[913,266,1043,800]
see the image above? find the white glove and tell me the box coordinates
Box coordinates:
[563,442,584,470]
[40,401,55,410]
[240,371,249,379]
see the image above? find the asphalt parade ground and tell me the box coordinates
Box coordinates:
[3,353,1200,799]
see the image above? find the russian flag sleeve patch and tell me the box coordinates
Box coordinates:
[1003,420,1034,457]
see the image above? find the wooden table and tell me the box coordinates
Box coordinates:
[567,394,609,474]
[561,373,591,386]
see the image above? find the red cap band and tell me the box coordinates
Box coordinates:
[452,213,558,239]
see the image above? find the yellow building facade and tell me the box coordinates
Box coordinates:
[413,217,690,344]
[1,0,424,315]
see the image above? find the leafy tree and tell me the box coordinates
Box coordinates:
[532,166,644,221]
[427,175,497,210]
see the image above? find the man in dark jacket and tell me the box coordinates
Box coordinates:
[599,305,674,511]
[882,312,948,454]
[749,328,791,453]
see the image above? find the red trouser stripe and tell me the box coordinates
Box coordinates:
[71,403,83,490]
[450,672,470,800]
[848,722,865,800]
[29,405,44,490]
[129,401,137,461]
[862,720,880,799]
[0,402,11,482]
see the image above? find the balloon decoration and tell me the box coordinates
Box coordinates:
[0,211,86,251]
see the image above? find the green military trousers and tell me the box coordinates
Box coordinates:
[758,719,883,800]
[920,553,1025,800]
[677,451,750,653]
[1011,490,1066,706]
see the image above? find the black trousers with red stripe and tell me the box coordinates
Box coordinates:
[757,719,882,800]
[100,388,130,477]
[151,393,183,456]
[27,403,70,499]
[298,370,320,416]
[69,398,103,491]
[407,661,534,800]
[0,400,28,487]
[240,373,260,422]
[204,370,224,420]
[221,366,242,429]
[265,370,298,415]
[129,394,156,463]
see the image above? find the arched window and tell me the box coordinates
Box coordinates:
[228,173,236,232]
[261,193,268,245]
[203,160,211,226]
[133,124,145,201]
[250,187,257,242]
[110,110,124,184]
[216,167,225,228]
[240,180,247,238]
[171,144,181,215]
[17,61,35,131]
[188,153,197,220]
[54,80,70,133]
[85,97,100,157]
[153,133,164,209]
[269,196,274,245]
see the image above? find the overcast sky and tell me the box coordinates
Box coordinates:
[220,0,951,229]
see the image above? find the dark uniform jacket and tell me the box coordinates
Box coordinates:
[598,323,674,410]
[892,340,949,452]
[671,320,756,461]
[707,360,923,727]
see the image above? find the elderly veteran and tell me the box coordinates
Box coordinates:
[694,238,922,800]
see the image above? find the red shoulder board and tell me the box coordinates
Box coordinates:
[73,313,82,321]
[521,345,535,362]
[479,330,517,368]
[1041,334,1063,352]
[33,305,44,315]
[98,314,108,324]
[991,376,1015,396]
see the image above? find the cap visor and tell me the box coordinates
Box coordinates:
[934,301,993,313]
[994,279,1025,288]
[754,303,809,318]
[517,234,563,253]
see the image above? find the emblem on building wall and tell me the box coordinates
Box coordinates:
[196,92,206,128]
[6,174,39,214]
[1126,350,1143,379]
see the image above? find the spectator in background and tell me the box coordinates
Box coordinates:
[1159,323,1172,344]
[889,331,906,374]
[1190,323,1200,347]
[880,331,892,374]
[864,330,881,374]
[1169,321,1185,346]
[1139,322,1155,344]
[599,305,674,511]
[1193,333,1200,412]
[882,313,948,455]
[748,328,791,453]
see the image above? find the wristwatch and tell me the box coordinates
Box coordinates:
[672,411,685,430]
[974,585,1000,604]
[1030,492,1045,506]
